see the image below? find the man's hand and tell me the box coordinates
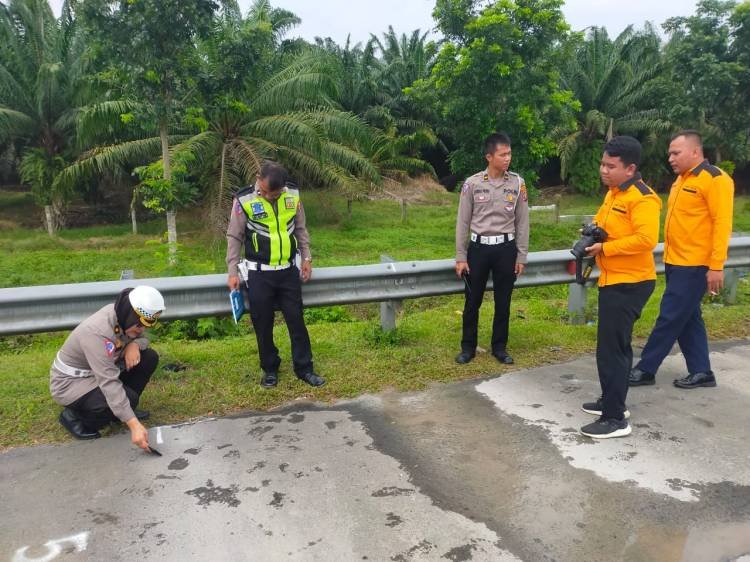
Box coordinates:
[228,275,240,291]
[127,418,150,451]
[301,261,312,283]
[707,269,724,295]
[123,342,141,370]
[585,242,603,257]
[515,263,526,276]
[455,261,470,278]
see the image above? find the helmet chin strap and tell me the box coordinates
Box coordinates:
[114,288,138,330]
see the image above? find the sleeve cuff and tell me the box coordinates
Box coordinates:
[709,261,725,271]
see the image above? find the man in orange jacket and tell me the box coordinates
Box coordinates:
[580,136,661,439]
[630,130,734,389]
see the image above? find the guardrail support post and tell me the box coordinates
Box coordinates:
[567,282,588,325]
[380,255,402,332]
[724,268,740,304]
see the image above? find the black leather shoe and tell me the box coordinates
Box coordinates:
[492,351,514,365]
[298,372,326,387]
[59,408,100,440]
[134,409,150,421]
[629,367,655,386]
[261,371,278,388]
[455,351,475,364]
[674,371,716,389]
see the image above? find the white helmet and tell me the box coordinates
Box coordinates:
[128,285,165,326]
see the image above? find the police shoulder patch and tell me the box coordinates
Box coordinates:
[104,339,116,358]
[461,181,471,195]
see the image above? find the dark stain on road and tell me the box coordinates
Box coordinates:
[442,542,475,561]
[217,443,233,449]
[288,413,305,424]
[325,421,338,429]
[269,491,286,508]
[248,425,274,438]
[185,479,240,508]
[184,447,201,455]
[223,449,240,459]
[372,486,415,497]
[279,463,289,472]
[168,458,189,470]
[261,479,271,487]
[86,509,119,525]
[245,486,259,492]
[246,461,266,474]
[155,474,180,480]
[385,513,403,527]
[137,521,163,539]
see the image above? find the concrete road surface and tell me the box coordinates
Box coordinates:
[2,341,749,562]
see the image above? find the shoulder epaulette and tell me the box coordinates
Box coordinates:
[236,185,256,198]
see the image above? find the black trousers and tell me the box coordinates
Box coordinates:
[597,281,655,420]
[68,348,159,430]
[245,266,313,376]
[461,240,518,354]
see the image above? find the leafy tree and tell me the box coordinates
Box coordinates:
[662,0,750,165]
[556,26,671,194]
[0,0,84,234]
[78,0,218,263]
[411,0,578,184]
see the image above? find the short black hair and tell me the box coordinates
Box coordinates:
[603,135,642,168]
[483,132,512,156]
[671,129,703,147]
[259,161,287,190]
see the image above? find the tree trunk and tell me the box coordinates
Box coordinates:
[166,209,177,263]
[159,121,177,265]
[347,198,353,219]
[44,205,55,236]
[131,208,138,235]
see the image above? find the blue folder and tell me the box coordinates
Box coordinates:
[229,289,245,323]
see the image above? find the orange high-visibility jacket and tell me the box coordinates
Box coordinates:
[594,174,661,287]
[664,160,734,270]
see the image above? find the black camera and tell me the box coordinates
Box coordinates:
[570,223,607,284]
[571,223,608,260]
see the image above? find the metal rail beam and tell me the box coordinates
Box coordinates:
[1,238,748,336]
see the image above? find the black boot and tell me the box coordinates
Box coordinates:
[260,371,278,388]
[629,367,655,386]
[298,372,326,387]
[59,408,100,440]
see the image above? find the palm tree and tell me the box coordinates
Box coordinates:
[58,52,382,237]
[0,0,84,234]
[556,25,671,193]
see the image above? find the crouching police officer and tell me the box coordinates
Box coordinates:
[579,136,661,439]
[455,132,529,365]
[50,285,165,450]
[226,161,325,388]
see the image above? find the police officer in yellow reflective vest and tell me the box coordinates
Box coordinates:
[455,132,530,365]
[226,161,325,388]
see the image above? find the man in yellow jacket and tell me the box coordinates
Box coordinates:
[630,130,734,389]
[580,136,661,439]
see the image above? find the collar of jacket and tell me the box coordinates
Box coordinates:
[689,159,711,176]
[616,172,643,191]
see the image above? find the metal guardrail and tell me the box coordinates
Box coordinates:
[1,237,749,336]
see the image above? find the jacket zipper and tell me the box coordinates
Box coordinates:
[272,202,283,265]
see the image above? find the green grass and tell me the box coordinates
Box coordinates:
[1,188,749,449]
